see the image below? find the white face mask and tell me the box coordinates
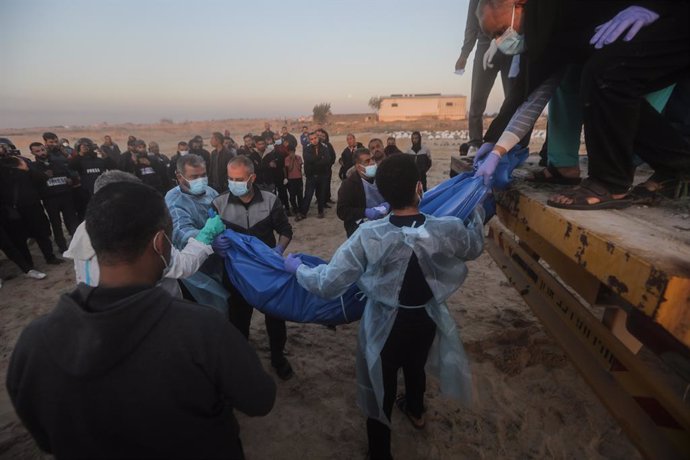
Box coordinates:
[364,164,377,178]
[496,4,525,55]
[228,179,251,197]
[179,150,189,156]
[184,176,208,195]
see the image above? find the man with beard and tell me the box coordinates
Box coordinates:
[339,133,364,180]
[148,141,172,192]
[118,139,137,173]
[405,131,432,191]
[299,132,331,220]
[189,136,211,167]
[237,134,255,156]
[7,181,276,459]
[100,135,121,165]
[69,138,109,216]
[209,132,235,193]
[131,140,166,194]
[316,129,336,206]
[336,148,389,237]
[0,155,63,266]
[29,142,78,253]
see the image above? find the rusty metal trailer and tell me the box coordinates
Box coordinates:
[486,183,690,459]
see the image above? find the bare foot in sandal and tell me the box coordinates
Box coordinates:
[547,178,631,210]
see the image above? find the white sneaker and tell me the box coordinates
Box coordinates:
[25,269,47,280]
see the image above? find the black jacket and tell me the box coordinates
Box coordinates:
[338,143,363,179]
[303,143,332,177]
[260,150,285,186]
[0,165,44,209]
[212,185,292,247]
[29,157,72,198]
[68,154,108,195]
[210,147,235,193]
[336,172,368,237]
[6,284,276,460]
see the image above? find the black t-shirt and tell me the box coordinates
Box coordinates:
[389,213,434,306]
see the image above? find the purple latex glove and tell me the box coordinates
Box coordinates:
[474,151,501,186]
[273,244,285,256]
[590,6,659,49]
[284,253,303,274]
[472,142,495,167]
[211,234,232,258]
[364,207,384,220]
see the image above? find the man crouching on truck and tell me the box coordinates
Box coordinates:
[6,181,276,460]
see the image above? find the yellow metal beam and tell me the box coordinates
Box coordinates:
[495,188,690,348]
[487,220,690,459]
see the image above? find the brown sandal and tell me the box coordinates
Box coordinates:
[547,178,632,210]
[526,165,581,185]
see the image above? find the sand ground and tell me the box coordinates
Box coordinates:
[0,123,640,459]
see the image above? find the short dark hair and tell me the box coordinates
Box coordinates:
[375,155,419,210]
[253,135,265,143]
[243,133,253,141]
[211,132,224,143]
[29,142,44,151]
[42,132,58,141]
[177,141,188,148]
[353,148,371,164]
[86,182,170,265]
[177,153,205,174]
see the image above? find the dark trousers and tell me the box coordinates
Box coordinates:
[580,8,690,193]
[366,309,436,460]
[5,204,55,265]
[287,178,304,214]
[73,187,88,222]
[301,174,329,215]
[44,193,78,251]
[276,182,290,210]
[0,223,32,273]
[224,278,287,366]
[469,41,513,147]
[326,169,333,202]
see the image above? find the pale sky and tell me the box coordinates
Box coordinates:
[0,0,506,129]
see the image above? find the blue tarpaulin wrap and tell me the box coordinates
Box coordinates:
[221,146,528,325]
[222,230,366,325]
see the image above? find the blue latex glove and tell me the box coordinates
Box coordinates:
[284,253,303,274]
[472,142,495,167]
[474,151,501,186]
[273,244,286,256]
[590,6,659,49]
[196,215,225,245]
[211,234,232,258]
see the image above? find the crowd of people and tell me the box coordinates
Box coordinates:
[2,119,446,458]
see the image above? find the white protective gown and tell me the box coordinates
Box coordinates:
[296,210,485,425]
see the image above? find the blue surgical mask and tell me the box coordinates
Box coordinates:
[228,179,250,197]
[496,5,525,56]
[364,164,377,178]
[185,176,207,195]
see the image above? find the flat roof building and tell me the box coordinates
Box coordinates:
[378,93,467,122]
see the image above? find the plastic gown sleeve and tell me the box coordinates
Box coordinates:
[296,229,367,299]
[164,237,213,280]
[168,199,202,249]
[456,208,485,260]
[495,73,562,153]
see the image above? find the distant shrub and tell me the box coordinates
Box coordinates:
[312,103,331,124]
